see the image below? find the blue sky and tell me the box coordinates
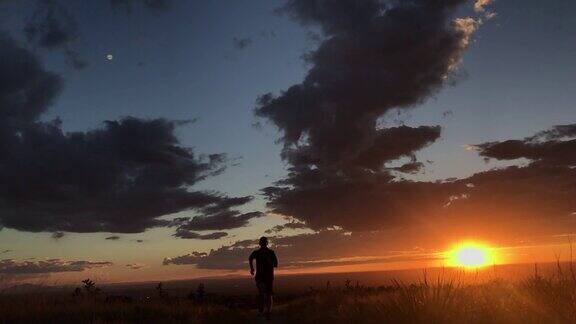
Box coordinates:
[1,0,576,283]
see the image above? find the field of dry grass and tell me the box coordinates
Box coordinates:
[278,274,576,323]
[2,269,576,323]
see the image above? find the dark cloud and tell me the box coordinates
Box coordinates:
[167,140,576,269]
[0,117,253,234]
[446,124,576,229]
[163,251,207,266]
[0,259,113,274]
[531,124,576,141]
[173,211,263,232]
[254,1,572,245]
[254,0,482,231]
[263,123,576,234]
[233,37,253,50]
[24,0,77,49]
[449,163,576,227]
[24,0,87,69]
[392,161,425,174]
[478,124,576,165]
[346,126,441,172]
[125,263,145,270]
[173,230,228,240]
[105,236,121,241]
[265,222,308,234]
[0,33,62,127]
[164,231,442,270]
[264,173,460,231]
[262,131,576,236]
[257,0,475,174]
[0,32,255,236]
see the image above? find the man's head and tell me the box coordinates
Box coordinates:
[259,236,268,247]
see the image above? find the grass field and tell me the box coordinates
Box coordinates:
[1,268,576,323]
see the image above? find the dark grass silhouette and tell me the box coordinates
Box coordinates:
[2,267,576,323]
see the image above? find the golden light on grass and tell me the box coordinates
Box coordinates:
[446,242,496,268]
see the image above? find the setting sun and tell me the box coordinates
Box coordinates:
[447,242,496,268]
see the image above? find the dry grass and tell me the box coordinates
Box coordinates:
[2,269,576,323]
[0,294,249,323]
[277,270,576,324]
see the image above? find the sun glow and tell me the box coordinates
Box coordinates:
[447,242,496,268]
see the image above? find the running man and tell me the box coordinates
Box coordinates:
[249,236,278,319]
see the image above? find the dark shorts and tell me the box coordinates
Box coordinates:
[256,279,274,295]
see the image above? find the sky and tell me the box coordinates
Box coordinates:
[0,0,576,285]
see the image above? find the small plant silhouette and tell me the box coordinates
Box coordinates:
[188,283,206,303]
[73,279,101,297]
[82,279,96,292]
[345,279,352,290]
[156,282,167,298]
[196,283,206,303]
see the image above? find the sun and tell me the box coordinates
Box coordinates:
[447,242,495,268]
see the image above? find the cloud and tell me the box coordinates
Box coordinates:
[233,37,253,50]
[474,0,493,13]
[257,0,476,173]
[125,263,146,270]
[0,33,62,125]
[173,211,264,232]
[265,222,308,234]
[167,146,576,269]
[391,161,425,174]
[0,117,252,234]
[530,124,576,141]
[0,32,255,236]
[24,0,77,49]
[173,230,228,240]
[445,125,576,229]
[163,251,207,266]
[24,0,87,69]
[344,126,441,172]
[478,124,576,165]
[263,124,576,234]
[164,231,442,270]
[254,0,485,231]
[105,236,121,241]
[264,173,463,231]
[0,259,113,274]
[473,0,496,20]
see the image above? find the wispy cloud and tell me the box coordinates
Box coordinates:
[0,259,113,274]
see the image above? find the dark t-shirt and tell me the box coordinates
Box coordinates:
[249,247,278,282]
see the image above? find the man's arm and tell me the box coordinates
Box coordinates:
[249,251,255,276]
[272,251,278,268]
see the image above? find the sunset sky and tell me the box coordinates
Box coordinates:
[1,0,576,284]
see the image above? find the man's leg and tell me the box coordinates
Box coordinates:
[257,282,265,314]
[264,280,273,318]
[265,293,273,314]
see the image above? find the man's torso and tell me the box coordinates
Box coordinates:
[251,248,276,282]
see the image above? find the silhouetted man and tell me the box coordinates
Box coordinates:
[249,236,278,319]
